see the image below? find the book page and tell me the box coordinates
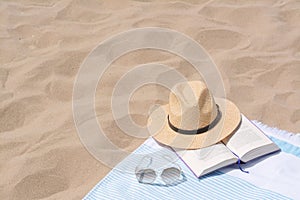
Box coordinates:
[223,115,279,162]
[174,143,237,177]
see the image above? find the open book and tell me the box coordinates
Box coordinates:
[174,115,280,177]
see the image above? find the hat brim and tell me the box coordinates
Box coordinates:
[148,98,241,149]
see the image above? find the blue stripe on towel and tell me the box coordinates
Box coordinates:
[84,138,291,200]
[270,136,300,158]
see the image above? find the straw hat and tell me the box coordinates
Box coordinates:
[148,81,241,149]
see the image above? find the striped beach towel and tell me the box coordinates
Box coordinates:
[84,122,300,200]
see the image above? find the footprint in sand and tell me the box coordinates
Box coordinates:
[0,68,8,88]
[291,109,300,124]
[27,51,85,82]
[55,0,110,23]
[0,102,26,133]
[0,92,14,102]
[12,169,69,200]
[292,80,300,91]
[280,8,300,27]
[256,67,284,88]
[274,92,293,105]
[195,29,249,50]
[53,52,86,77]
[229,56,269,75]
[0,96,45,132]
[45,79,73,102]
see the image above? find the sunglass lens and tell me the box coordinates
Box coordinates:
[161,167,181,185]
[136,169,156,184]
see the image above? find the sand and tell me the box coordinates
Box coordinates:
[0,0,299,199]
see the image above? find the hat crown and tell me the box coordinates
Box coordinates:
[168,81,218,130]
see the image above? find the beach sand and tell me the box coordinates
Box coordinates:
[0,0,299,199]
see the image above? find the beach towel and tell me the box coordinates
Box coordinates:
[84,121,300,200]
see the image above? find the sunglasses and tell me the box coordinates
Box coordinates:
[135,155,183,185]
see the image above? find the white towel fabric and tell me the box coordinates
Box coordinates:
[221,121,300,200]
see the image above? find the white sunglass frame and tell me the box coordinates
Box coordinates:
[135,155,182,185]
